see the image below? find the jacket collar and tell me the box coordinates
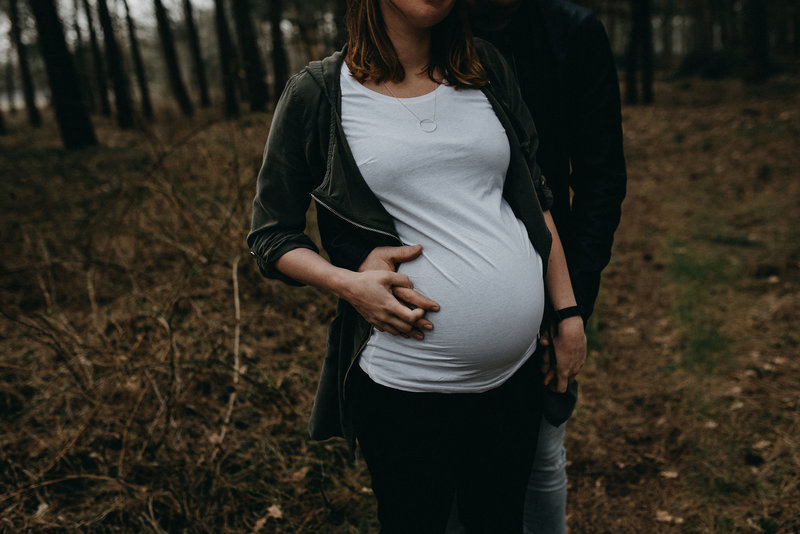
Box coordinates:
[306,48,346,115]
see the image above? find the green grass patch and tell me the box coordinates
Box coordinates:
[681,435,756,510]
[584,314,604,355]
[664,241,740,372]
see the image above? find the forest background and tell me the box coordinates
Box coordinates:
[1,0,798,532]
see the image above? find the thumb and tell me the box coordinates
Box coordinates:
[539,330,551,345]
[390,244,423,263]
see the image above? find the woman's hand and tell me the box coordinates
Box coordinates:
[339,269,435,340]
[358,245,440,338]
[274,247,438,340]
[540,316,587,393]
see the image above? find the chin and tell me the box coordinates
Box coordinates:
[384,0,457,30]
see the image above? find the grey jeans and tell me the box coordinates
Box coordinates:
[523,416,568,534]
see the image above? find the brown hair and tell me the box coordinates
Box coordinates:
[345,0,488,88]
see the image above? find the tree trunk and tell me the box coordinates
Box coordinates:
[213,0,238,117]
[0,109,6,135]
[153,0,194,116]
[81,0,110,116]
[692,1,713,52]
[296,17,320,62]
[182,0,211,107]
[270,0,289,103]
[641,0,654,103]
[626,0,654,105]
[794,4,800,56]
[661,0,674,64]
[96,0,134,128]
[71,0,95,112]
[9,0,42,127]
[28,0,97,148]
[334,0,347,48]
[775,0,790,55]
[121,0,154,118]
[743,0,769,82]
[607,8,619,57]
[625,0,640,104]
[715,0,734,50]
[232,0,268,111]
[5,52,17,115]
[794,3,800,57]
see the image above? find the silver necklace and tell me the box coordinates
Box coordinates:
[383,81,439,133]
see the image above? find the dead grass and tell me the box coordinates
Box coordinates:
[1,75,798,533]
[567,75,800,533]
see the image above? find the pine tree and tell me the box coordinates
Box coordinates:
[121,0,154,118]
[81,0,111,116]
[182,0,211,107]
[213,0,238,117]
[232,0,268,111]
[154,0,194,115]
[96,0,135,127]
[9,0,42,127]
[29,0,97,148]
[270,0,288,103]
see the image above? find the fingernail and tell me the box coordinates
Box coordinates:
[423,323,433,330]
[413,333,424,340]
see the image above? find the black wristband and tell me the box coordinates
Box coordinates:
[554,305,583,323]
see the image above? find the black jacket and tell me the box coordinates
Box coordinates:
[247,41,554,451]
[476,0,627,319]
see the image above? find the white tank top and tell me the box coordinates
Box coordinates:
[340,63,545,393]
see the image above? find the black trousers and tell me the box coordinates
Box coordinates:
[353,356,542,534]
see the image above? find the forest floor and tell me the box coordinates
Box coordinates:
[1,75,799,533]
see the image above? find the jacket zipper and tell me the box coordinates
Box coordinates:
[344,328,374,400]
[310,193,403,245]
[309,193,403,400]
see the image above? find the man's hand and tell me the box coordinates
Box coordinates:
[540,316,587,393]
[358,245,439,339]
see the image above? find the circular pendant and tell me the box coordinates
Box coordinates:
[419,119,437,133]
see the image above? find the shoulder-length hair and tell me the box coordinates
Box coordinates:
[345,0,488,88]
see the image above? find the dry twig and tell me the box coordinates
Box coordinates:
[37,405,100,480]
[0,474,148,504]
[210,256,243,463]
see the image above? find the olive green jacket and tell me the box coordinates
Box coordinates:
[247,40,553,453]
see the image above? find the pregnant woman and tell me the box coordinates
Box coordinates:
[246,0,586,531]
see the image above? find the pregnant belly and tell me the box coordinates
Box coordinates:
[361,249,545,392]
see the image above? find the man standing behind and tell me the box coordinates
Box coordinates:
[468,0,627,531]
[353,0,626,531]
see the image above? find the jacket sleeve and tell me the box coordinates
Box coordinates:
[514,88,555,213]
[564,15,627,318]
[482,40,554,212]
[246,74,323,286]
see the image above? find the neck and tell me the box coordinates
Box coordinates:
[389,30,432,78]
[381,11,433,79]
